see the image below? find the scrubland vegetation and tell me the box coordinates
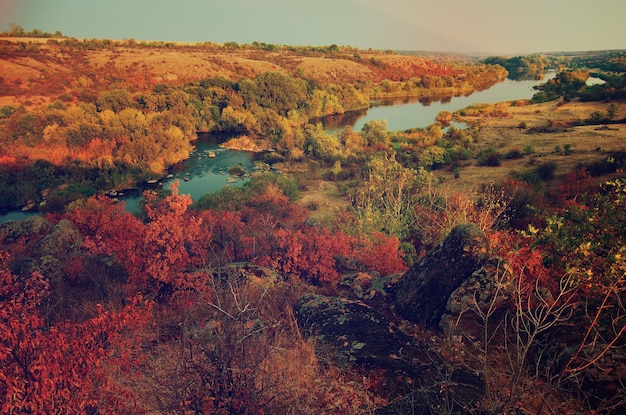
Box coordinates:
[1,29,626,414]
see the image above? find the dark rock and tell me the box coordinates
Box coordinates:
[33,219,83,259]
[295,290,490,414]
[336,272,400,312]
[394,224,489,328]
[448,368,486,403]
[1,217,82,280]
[296,293,426,377]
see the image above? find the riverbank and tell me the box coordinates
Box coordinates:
[219,135,273,152]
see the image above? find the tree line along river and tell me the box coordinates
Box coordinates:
[1,71,563,223]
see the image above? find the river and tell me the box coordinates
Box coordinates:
[118,133,260,214]
[0,71,563,223]
[322,71,557,133]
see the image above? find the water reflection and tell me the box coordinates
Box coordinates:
[322,71,557,133]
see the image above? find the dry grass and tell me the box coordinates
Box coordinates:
[297,179,350,224]
[442,100,626,192]
[295,57,375,82]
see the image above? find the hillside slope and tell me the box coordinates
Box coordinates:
[0,37,491,108]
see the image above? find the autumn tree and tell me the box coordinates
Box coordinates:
[239,71,308,116]
[303,123,342,161]
[361,119,391,149]
[67,183,208,295]
[96,89,135,112]
[0,252,150,414]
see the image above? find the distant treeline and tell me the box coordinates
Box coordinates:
[0,24,65,39]
[531,70,626,103]
[482,54,567,80]
[569,50,626,73]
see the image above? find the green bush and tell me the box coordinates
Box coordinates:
[477,147,501,166]
[534,162,557,181]
[504,149,524,160]
[0,105,16,119]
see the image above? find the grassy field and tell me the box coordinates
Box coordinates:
[288,99,626,217]
[443,99,626,192]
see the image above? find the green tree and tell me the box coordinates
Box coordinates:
[8,23,25,36]
[96,89,135,113]
[361,119,390,148]
[350,153,426,240]
[607,103,618,120]
[304,123,341,161]
[418,146,447,169]
[240,72,308,116]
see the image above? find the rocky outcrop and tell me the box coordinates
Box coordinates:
[292,226,495,412]
[33,219,83,259]
[440,257,513,337]
[393,224,490,328]
[2,218,82,278]
[296,293,425,376]
[296,292,487,414]
[0,215,53,244]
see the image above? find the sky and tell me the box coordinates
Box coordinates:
[1,0,624,55]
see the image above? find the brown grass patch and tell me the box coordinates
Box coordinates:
[443,100,626,192]
[293,175,351,224]
[296,57,374,82]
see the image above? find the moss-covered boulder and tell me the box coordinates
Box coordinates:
[296,292,487,414]
[0,215,53,244]
[440,257,513,337]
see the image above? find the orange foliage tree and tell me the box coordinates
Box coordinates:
[0,252,151,414]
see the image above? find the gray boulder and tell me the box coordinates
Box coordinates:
[296,292,486,414]
[0,215,53,244]
[440,257,513,338]
[33,219,83,259]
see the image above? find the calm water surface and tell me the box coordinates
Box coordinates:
[323,71,557,133]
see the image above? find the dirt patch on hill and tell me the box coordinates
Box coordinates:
[297,179,350,224]
[296,58,374,82]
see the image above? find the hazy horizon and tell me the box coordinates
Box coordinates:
[1,0,625,55]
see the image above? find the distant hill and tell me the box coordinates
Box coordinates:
[0,36,498,108]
